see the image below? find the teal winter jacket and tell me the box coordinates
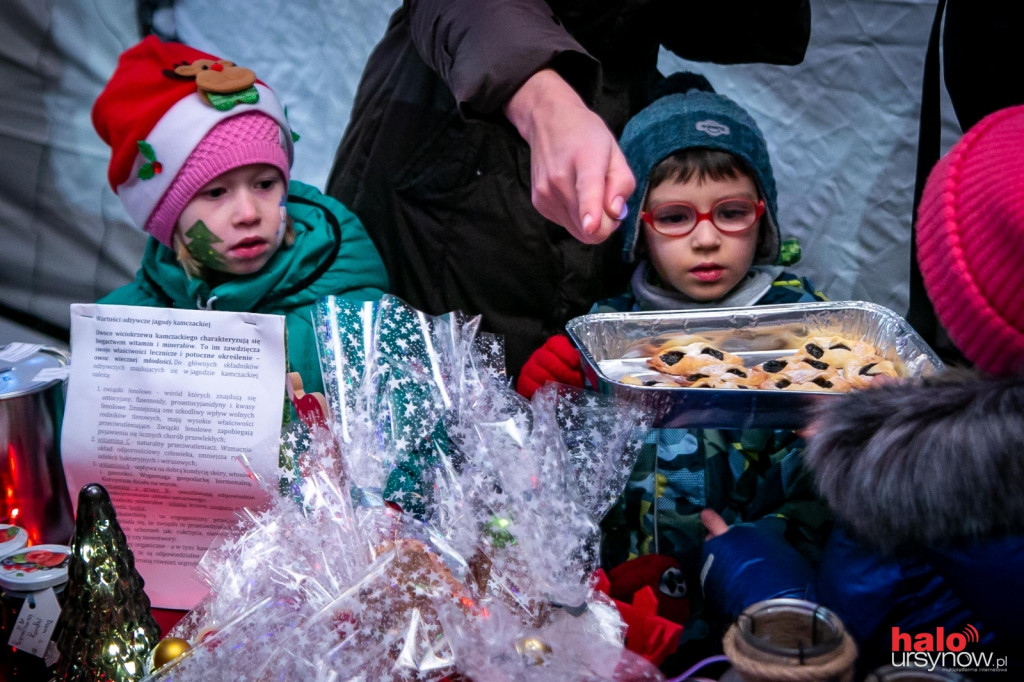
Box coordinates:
[100,180,388,395]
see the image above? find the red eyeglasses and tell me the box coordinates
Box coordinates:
[641,198,765,237]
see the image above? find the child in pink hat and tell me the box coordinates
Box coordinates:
[95,36,388,394]
[916,104,1024,375]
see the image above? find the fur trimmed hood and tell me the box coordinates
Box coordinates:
[805,371,1024,553]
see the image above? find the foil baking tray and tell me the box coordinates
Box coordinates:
[565,300,943,429]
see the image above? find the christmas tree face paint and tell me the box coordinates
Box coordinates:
[184,220,227,269]
[176,164,287,277]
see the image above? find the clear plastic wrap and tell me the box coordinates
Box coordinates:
[142,295,660,681]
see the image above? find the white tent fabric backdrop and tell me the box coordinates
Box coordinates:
[0,0,961,340]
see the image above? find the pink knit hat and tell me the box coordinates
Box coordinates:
[146,112,289,245]
[916,104,1024,374]
[92,36,293,247]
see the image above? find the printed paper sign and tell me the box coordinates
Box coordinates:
[61,304,286,609]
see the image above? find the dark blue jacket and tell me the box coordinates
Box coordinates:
[702,375,1024,676]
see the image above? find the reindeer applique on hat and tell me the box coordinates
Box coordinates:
[92,35,293,247]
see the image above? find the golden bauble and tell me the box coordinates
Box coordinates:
[515,636,553,665]
[151,636,192,669]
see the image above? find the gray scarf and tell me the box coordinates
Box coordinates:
[630,261,784,311]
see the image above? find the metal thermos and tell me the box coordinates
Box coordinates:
[0,345,74,545]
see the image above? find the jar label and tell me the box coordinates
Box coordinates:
[7,587,61,657]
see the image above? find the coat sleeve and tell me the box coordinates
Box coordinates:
[96,236,178,307]
[700,518,817,622]
[927,537,1024,647]
[656,0,811,66]
[98,280,152,306]
[814,526,979,651]
[406,0,600,117]
[97,266,168,307]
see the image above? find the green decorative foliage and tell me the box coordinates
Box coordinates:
[284,106,300,143]
[778,237,802,267]
[136,141,161,180]
[207,86,260,111]
[137,141,156,162]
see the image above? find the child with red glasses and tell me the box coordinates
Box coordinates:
[515,73,830,669]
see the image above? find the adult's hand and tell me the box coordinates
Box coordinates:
[504,69,635,244]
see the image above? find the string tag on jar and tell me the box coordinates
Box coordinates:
[7,586,61,657]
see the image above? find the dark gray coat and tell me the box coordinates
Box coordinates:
[326,0,810,373]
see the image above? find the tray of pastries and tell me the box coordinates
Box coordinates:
[565,301,943,429]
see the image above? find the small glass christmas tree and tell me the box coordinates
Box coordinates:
[53,483,161,681]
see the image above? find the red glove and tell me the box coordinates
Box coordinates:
[606,554,690,627]
[595,569,684,667]
[515,334,585,399]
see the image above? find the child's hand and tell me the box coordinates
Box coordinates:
[866,373,902,388]
[515,334,586,399]
[701,508,731,540]
[700,513,817,621]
